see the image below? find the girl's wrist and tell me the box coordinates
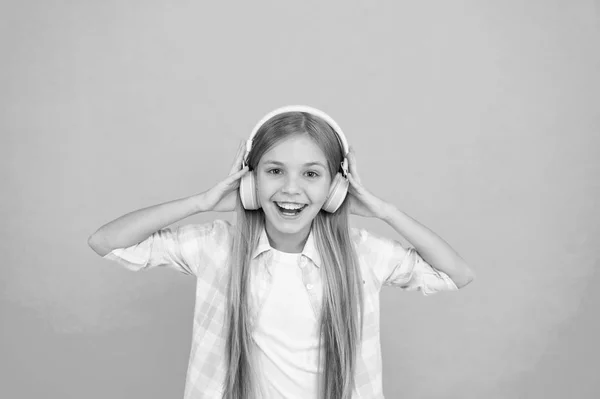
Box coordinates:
[191,192,209,214]
[377,201,396,221]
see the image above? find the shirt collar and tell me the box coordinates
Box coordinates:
[251,225,322,268]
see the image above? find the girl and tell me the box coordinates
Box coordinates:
[88,105,475,399]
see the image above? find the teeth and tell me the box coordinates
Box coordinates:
[276,202,305,210]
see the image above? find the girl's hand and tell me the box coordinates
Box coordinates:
[346,146,390,219]
[201,140,249,212]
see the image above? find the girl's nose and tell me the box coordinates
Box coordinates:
[281,176,302,193]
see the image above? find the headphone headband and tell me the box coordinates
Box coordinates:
[243,105,349,170]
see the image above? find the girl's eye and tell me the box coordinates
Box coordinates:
[266,169,319,178]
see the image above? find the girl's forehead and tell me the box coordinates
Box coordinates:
[260,135,327,163]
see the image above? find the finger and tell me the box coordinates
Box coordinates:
[347,172,356,186]
[235,140,245,158]
[348,146,357,165]
[230,143,242,166]
[230,165,249,179]
[348,152,359,177]
[239,165,249,175]
[348,173,359,190]
[348,171,361,186]
[230,141,247,174]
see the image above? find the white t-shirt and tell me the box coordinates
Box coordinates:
[252,248,322,398]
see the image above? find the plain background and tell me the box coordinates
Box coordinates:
[2,1,599,398]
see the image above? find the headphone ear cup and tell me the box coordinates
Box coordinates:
[239,171,261,210]
[322,172,349,213]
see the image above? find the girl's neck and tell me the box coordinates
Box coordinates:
[264,222,311,254]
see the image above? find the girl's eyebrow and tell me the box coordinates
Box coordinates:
[263,160,326,168]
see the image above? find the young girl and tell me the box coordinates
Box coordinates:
[88,105,475,399]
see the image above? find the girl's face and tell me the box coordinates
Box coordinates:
[255,134,332,250]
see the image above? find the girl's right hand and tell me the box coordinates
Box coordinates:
[201,140,250,212]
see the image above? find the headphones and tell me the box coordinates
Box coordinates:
[239,105,350,213]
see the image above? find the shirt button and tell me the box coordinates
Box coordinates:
[306,284,313,290]
[299,257,307,268]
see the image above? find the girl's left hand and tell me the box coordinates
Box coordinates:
[346,146,390,219]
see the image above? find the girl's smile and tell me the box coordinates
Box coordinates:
[273,201,309,218]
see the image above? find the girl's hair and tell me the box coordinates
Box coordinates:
[222,112,365,399]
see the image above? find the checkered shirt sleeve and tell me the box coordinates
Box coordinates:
[355,228,458,295]
[102,219,230,277]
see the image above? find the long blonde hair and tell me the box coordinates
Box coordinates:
[222,112,364,399]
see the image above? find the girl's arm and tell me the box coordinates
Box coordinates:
[379,203,476,289]
[345,146,475,289]
[87,194,209,257]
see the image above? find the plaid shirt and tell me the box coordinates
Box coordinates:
[103,219,458,398]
